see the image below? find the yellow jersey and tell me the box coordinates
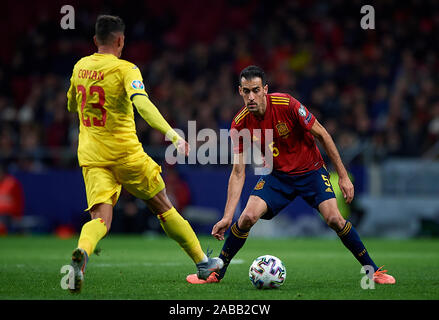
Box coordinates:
[67,53,148,166]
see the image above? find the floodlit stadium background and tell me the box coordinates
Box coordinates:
[0,0,438,238]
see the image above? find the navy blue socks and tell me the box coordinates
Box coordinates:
[217,222,249,279]
[337,220,378,272]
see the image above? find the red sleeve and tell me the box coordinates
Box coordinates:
[291,98,315,131]
[230,116,252,154]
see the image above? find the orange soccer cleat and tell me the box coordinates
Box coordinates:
[186,272,220,284]
[373,266,396,284]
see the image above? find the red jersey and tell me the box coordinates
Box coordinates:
[230,93,324,175]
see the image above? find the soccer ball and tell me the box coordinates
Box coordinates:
[249,255,286,289]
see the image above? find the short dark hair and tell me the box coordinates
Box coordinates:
[239,65,266,86]
[95,15,125,45]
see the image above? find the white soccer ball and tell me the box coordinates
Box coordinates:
[249,254,286,289]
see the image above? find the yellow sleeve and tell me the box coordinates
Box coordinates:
[132,94,181,145]
[67,71,77,113]
[123,64,148,100]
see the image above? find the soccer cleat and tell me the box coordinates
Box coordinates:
[196,257,224,280]
[69,248,89,293]
[186,258,231,284]
[373,266,396,284]
[186,272,220,284]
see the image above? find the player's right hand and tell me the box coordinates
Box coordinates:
[212,219,232,241]
[338,175,354,204]
[177,139,190,156]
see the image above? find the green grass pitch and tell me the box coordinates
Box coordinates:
[0,235,438,300]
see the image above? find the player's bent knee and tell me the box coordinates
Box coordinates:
[239,212,259,230]
[325,213,345,231]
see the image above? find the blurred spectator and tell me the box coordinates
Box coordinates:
[163,165,191,213]
[112,190,162,234]
[427,102,439,148]
[112,190,149,234]
[0,161,24,234]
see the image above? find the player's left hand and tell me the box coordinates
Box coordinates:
[177,139,190,156]
[212,218,232,241]
[338,175,354,204]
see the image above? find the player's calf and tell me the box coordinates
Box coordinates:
[90,203,113,232]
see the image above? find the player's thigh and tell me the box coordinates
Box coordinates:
[113,153,166,203]
[82,166,122,212]
[298,167,337,211]
[238,195,269,229]
[250,174,295,221]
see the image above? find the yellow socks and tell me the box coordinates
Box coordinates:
[157,207,206,264]
[77,218,108,256]
[76,209,205,264]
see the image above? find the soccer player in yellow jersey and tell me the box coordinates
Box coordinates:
[66,15,222,293]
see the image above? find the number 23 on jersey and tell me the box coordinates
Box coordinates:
[77,85,107,127]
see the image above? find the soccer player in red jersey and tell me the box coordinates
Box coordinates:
[186,65,395,285]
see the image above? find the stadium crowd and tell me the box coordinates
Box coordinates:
[0,0,438,173]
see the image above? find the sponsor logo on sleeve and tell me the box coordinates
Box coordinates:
[131,80,144,90]
[304,112,313,125]
[298,104,307,117]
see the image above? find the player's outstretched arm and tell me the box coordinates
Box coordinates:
[132,94,189,156]
[212,152,246,240]
[310,119,354,204]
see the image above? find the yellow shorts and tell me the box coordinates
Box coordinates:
[82,153,165,211]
